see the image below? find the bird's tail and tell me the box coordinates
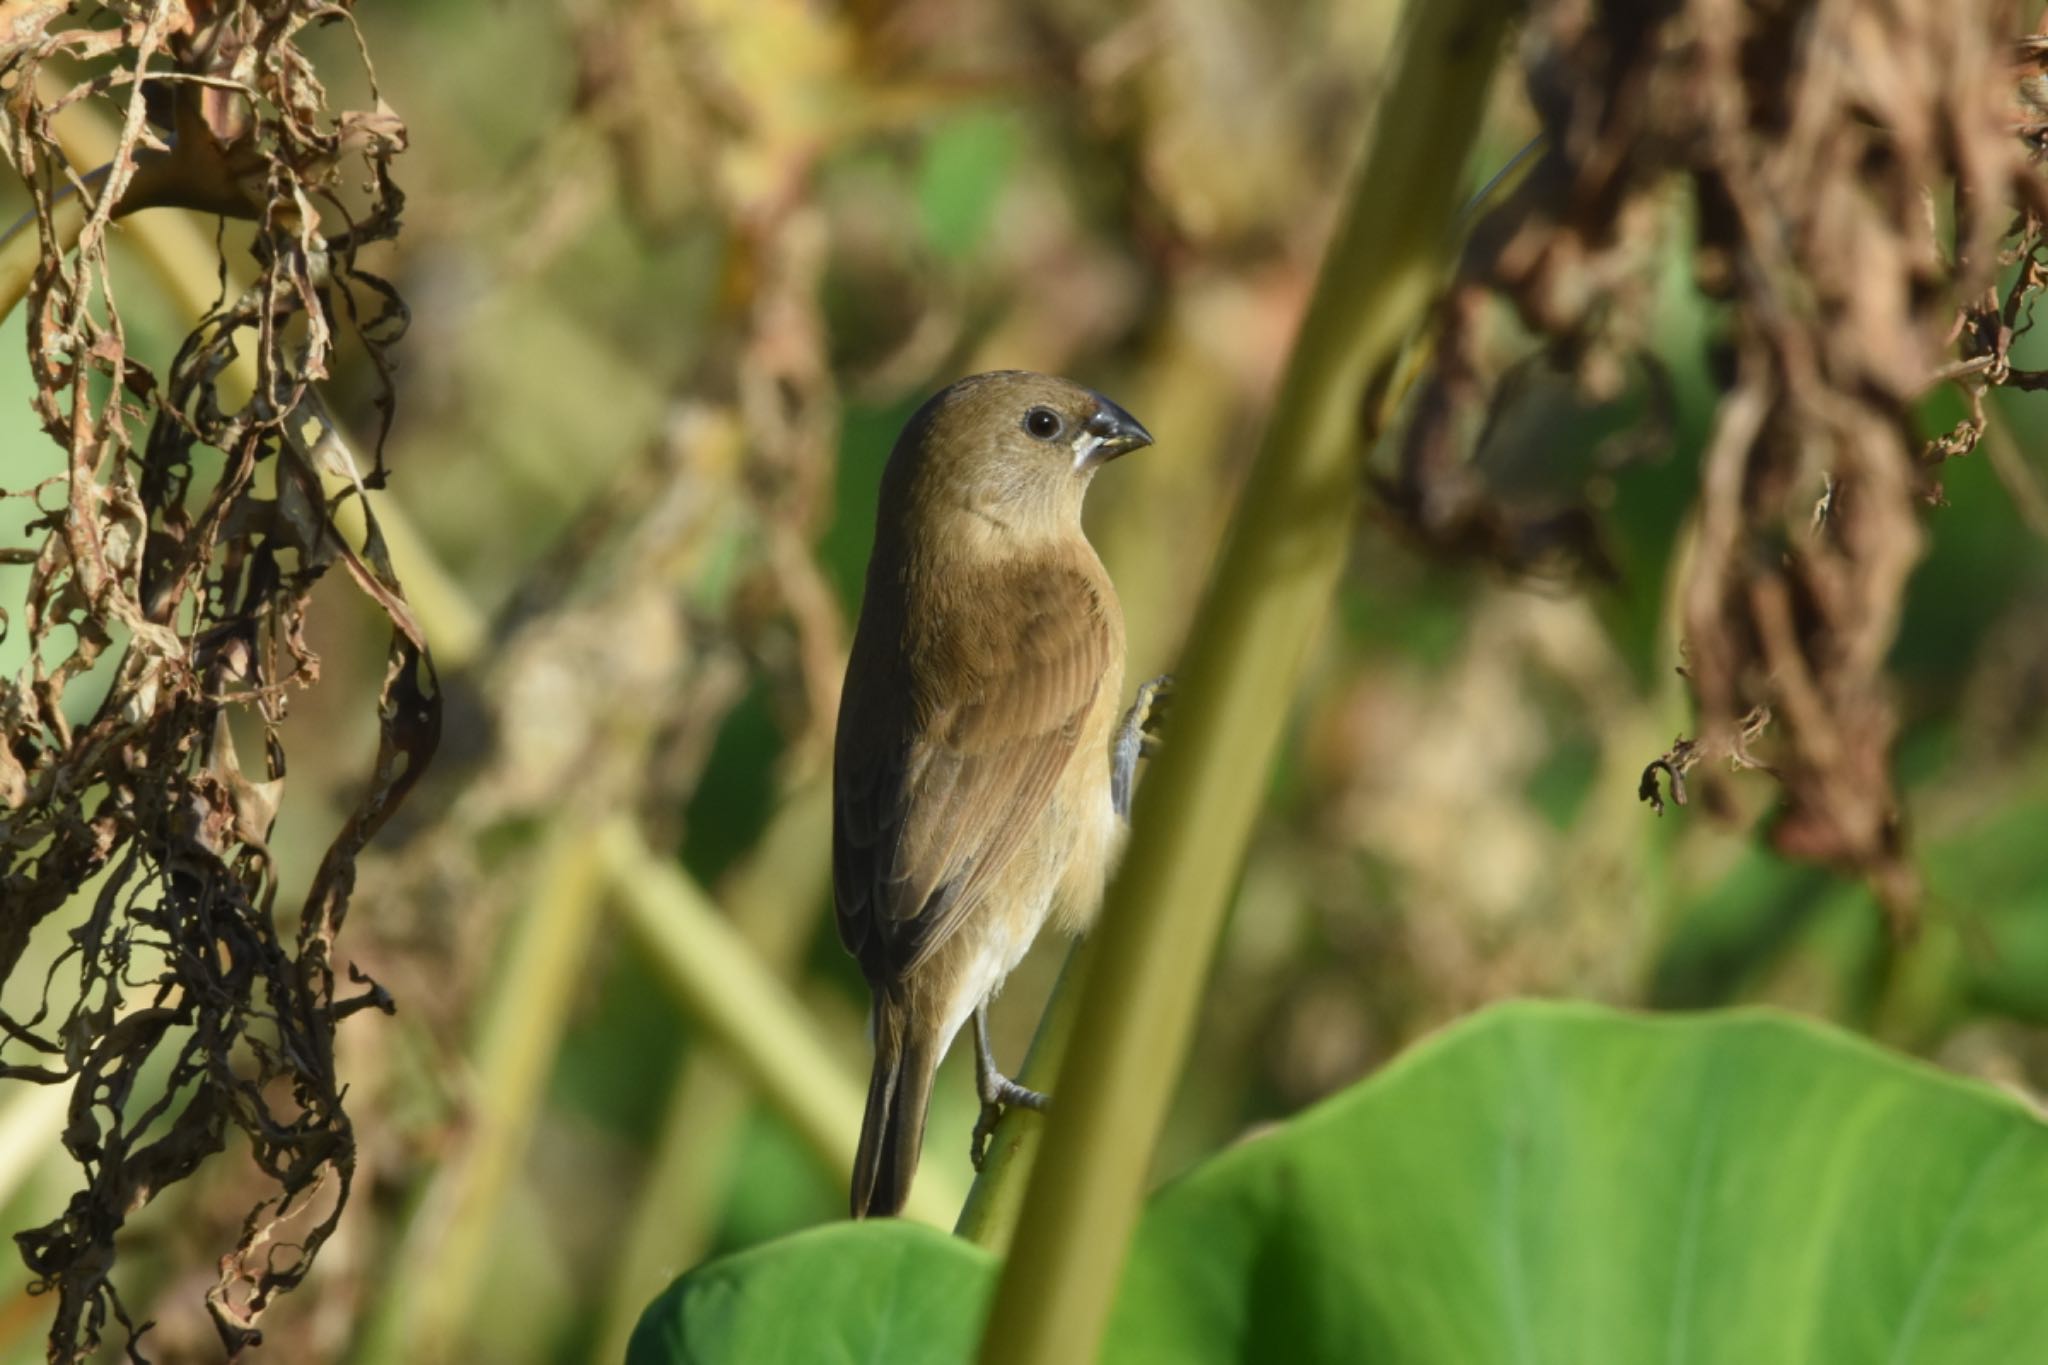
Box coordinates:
[851,1001,939,1218]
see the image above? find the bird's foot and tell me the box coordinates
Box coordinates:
[970,1076,1050,1171]
[1112,673,1175,818]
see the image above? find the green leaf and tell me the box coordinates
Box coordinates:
[626,1221,995,1365]
[631,1003,2048,1364]
[1116,1001,2048,1363]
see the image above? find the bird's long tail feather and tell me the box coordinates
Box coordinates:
[851,1003,940,1218]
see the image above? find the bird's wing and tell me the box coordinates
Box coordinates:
[835,558,1113,984]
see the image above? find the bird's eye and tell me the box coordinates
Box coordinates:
[1023,407,1063,441]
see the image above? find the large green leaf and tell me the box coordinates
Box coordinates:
[1113,1001,2048,1363]
[630,1002,2048,1364]
[628,1220,995,1365]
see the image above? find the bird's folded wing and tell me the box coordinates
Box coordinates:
[835,560,1112,982]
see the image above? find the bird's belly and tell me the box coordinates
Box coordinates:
[1050,767,1121,937]
[931,790,1113,1054]
[937,881,1055,1052]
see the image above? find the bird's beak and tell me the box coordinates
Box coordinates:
[1075,395,1154,471]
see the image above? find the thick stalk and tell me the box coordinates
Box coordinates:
[974,4,1513,1363]
[952,935,1091,1252]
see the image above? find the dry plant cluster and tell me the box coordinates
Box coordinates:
[1390,0,2048,922]
[0,2,422,1356]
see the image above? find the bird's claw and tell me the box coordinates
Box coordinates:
[970,1079,1050,1171]
[971,1105,999,1170]
[1112,673,1174,819]
[1130,673,1174,735]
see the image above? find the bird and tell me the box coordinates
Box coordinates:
[834,370,1156,1219]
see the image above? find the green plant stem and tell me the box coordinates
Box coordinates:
[366,820,609,1364]
[591,777,835,1365]
[974,5,1513,1363]
[952,934,1092,1251]
[600,817,967,1226]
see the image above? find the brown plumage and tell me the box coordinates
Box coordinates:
[835,371,1152,1219]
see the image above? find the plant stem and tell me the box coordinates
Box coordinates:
[600,817,967,1226]
[364,819,609,1363]
[590,776,836,1365]
[974,4,1513,1362]
[952,934,1092,1252]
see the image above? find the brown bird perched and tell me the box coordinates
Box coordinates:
[835,370,1161,1219]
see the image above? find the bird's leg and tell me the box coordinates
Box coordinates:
[1111,673,1175,820]
[970,1001,1048,1170]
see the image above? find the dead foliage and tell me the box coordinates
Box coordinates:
[1386,0,2048,918]
[0,2,427,1358]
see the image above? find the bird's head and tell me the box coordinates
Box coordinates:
[887,371,1153,545]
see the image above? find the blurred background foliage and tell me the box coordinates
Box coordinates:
[0,0,2046,1361]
